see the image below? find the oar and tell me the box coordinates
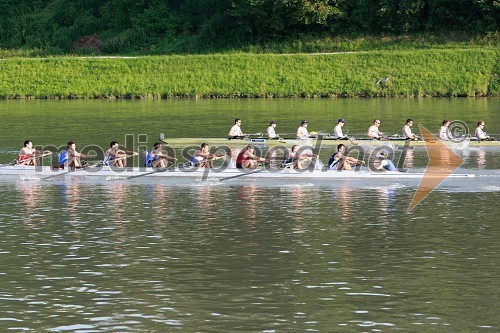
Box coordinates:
[246,132,263,137]
[42,168,74,180]
[228,133,263,140]
[219,167,264,181]
[12,151,53,166]
[185,153,227,167]
[126,167,169,180]
[103,152,138,167]
[42,153,99,180]
[0,159,19,167]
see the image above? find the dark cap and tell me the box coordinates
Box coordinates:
[376,151,389,158]
[270,121,277,125]
[301,120,308,125]
[338,118,345,123]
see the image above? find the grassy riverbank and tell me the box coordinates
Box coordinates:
[0,48,498,98]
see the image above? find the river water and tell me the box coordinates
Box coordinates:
[0,99,499,332]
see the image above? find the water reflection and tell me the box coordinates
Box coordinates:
[236,184,259,224]
[334,186,354,221]
[145,183,171,223]
[0,180,499,332]
[476,149,487,168]
[402,148,414,169]
[17,182,42,228]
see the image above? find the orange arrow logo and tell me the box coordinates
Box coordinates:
[408,125,464,212]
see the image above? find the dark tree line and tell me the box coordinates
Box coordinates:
[0,0,498,54]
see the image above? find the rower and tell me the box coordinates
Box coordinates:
[333,118,348,140]
[236,145,267,169]
[145,142,177,168]
[402,118,420,140]
[328,144,365,170]
[475,121,492,141]
[373,151,397,171]
[439,119,450,141]
[296,120,310,139]
[266,121,279,139]
[228,118,245,139]
[284,145,315,169]
[189,143,225,168]
[59,141,91,170]
[367,119,384,140]
[104,141,138,167]
[17,140,50,166]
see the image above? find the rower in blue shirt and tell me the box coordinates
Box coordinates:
[59,141,91,169]
[374,151,397,171]
[145,142,177,168]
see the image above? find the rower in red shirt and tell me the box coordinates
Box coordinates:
[236,145,267,169]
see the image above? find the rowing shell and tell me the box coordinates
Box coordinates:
[159,137,500,148]
[0,165,478,181]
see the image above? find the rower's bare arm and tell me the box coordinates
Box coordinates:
[123,149,138,155]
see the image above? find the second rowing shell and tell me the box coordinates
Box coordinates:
[159,137,500,148]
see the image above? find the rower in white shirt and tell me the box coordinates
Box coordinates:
[333,118,347,140]
[266,121,279,139]
[475,121,491,141]
[402,118,420,140]
[228,118,245,139]
[296,120,310,139]
[439,119,450,140]
[367,119,384,139]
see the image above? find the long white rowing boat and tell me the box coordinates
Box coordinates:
[160,137,500,148]
[0,165,478,181]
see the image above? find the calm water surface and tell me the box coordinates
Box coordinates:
[0,99,499,332]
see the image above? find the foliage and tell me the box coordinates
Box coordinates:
[0,0,497,54]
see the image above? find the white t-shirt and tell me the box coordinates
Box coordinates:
[296,126,309,139]
[229,125,243,137]
[266,126,277,139]
[367,125,380,138]
[333,124,344,139]
[475,127,487,140]
[439,125,449,140]
[402,125,414,139]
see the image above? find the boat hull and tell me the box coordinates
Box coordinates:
[0,165,476,181]
[161,137,500,148]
